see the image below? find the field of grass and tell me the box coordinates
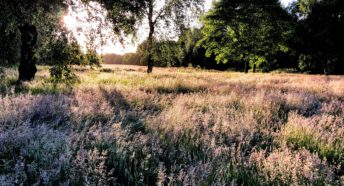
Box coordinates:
[1,65,344,185]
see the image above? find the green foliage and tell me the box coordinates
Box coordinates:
[136,39,184,67]
[67,42,85,66]
[0,0,70,81]
[0,29,20,67]
[178,28,214,68]
[295,0,344,74]
[95,0,205,38]
[90,0,148,38]
[155,41,184,67]
[47,39,103,83]
[292,0,317,18]
[48,38,79,84]
[297,54,313,72]
[85,50,102,67]
[282,124,344,168]
[136,40,150,66]
[91,0,205,72]
[0,0,67,56]
[0,0,68,61]
[127,28,220,69]
[199,0,295,72]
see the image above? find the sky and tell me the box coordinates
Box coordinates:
[64,0,296,55]
[281,0,295,7]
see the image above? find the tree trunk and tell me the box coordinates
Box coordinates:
[244,60,249,73]
[253,63,256,73]
[147,0,154,74]
[18,24,37,82]
[147,41,153,74]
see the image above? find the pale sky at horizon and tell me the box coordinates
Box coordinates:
[64,0,296,54]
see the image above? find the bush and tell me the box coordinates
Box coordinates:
[85,50,102,68]
[47,38,79,84]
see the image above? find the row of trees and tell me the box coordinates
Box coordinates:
[1,0,343,83]
[106,0,343,74]
[199,0,343,74]
[104,28,243,71]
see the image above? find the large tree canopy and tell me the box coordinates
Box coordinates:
[294,0,344,74]
[199,0,295,72]
[2,0,204,80]
[0,0,68,81]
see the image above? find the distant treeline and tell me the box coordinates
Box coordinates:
[103,53,141,66]
[103,29,243,71]
[1,0,344,81]
[103,0,344,74]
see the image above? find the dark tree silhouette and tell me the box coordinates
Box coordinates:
[0,0,68,82]
[18,24,38,81]
[295,0,344,74]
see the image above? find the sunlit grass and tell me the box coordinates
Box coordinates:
[1,64,344,185]
[280,113,344,167]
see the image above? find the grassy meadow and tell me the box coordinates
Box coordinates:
[1,65,344,185]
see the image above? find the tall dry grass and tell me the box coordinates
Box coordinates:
[0,65,343,185]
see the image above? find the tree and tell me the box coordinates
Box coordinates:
[199,0,294,73]
[144,0,205,73]
[178,29,202,67]
[178,28,213,68]
[0,0,69,82]
[94,0,205,73]
[136,39,184,67]
[294,0,344,74]
[0,23,20,67]
[130,28,220,69]
[291,0,317,18]
[85,49,103,67]
[48,37,79,84]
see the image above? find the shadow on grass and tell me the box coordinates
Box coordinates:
[99,87,148,134]
[95,87,160,185]
[145,84,208,95]
[0,78,75,96]
[0,94,71,132]
[109,67,138,73]
[99,68,114,73]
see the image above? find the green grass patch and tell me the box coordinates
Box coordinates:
[281,124,344,168]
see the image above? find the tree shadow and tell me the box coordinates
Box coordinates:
[139,82,208,95]
[99,87,148,134]
[0,94,72,132]
[154,85,208,94]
